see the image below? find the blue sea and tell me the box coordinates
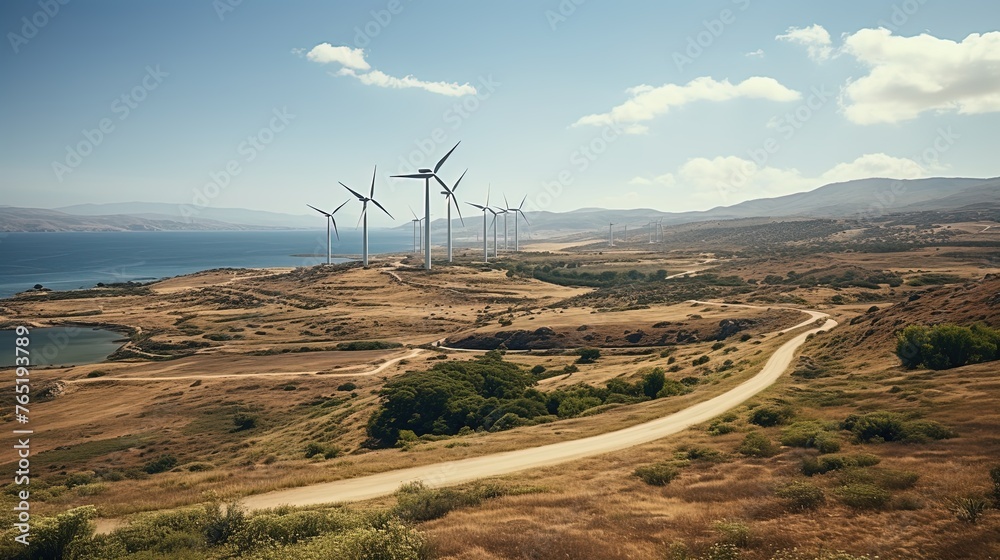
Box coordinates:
[0,230,413,298]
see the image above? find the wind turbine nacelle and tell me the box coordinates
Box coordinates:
[418,168,433,173]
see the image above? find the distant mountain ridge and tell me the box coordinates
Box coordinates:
[2,176,996,233]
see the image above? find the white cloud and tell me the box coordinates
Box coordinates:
[840,28,1000,124]
[629,173,676,187]
[336,68,476,98]
[745,49,765,58]
[305,43,370,70]
[572,76,801,133]
[776,24,833,62]
[632,153,930,207]
[302,43,476,97]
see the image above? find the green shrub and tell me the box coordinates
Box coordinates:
[634,463,681,486]
[952,497,989,524]
[749,405,794,427]
[702,543,740,560]
[143,454,178,474]
[780,421,840,452]
[802,453,880,476]
[530,365,546,375]
[576,347,601,364]
[204,501,246,545]
[1,506,96,560]
[776,481,825,510]
[896,323,1000,370]
[336,341,404,351]
[229,509,363,554]
[834,483,891,509]
[713,519,752,547]
[233,412,259,431]
[843,411,954,443]
[708,420,737,436]
[337,382,357,392]
[738,432,779,458]
[304,443,341,459]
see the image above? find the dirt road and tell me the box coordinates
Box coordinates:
[242,302,835,510]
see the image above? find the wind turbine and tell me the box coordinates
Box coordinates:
[341,166,393,267]
[466,186,496,263]
[648,220,654,244]
[495,199,510,252]
[608,222,615,247]
[307,200,349,265]
[657,218,664,243]
[440,169,467,262]
[409,206,421,253]
[391,142,461,270]
[506,195,529,252]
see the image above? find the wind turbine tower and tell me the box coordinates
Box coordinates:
[507,195,529,252]
[608,222,615,247]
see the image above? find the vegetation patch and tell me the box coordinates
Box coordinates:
[896,323,1000,370]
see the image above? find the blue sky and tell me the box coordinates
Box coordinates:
[2,0,999,227]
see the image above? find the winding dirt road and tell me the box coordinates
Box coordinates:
[67,348,426,384]
[242,301,836,510]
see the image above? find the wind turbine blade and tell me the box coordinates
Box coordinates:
[518,194,527,210]
[370,165,377,199]
[340,182,366,200]
[517,209,530,225]
[503,194,509,210]
[409,205,419,220]
[391,173,433,179]
[466,202,486,210]
[452,195,464,226]
[434,141,460,173]
[332,199,350,214]
[331,217,340,240]
[356,203,367,229]
[306,204,331,217]
[486,184,491,207]
[434,174,451,193]
[370,197,394,219]
[453,169,468,192]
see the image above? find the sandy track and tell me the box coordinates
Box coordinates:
[242,302,835,510]
[67,349,425,384]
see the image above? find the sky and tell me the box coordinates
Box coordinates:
[2,0,999,228]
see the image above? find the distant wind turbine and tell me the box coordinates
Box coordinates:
[391,141,461,270]
[307,200,349,265]
[409,206,421,253]
[495,199,510,252]
[440,169,467,262]
[341,166,393,267]
[506,195,529,252]
[608,222,615,247]
[466,185,496,263]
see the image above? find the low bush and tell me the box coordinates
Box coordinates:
[337,382,357,392]
[952,497,989,524]
[834,483,891,509]
[634,462,681,486]
[713,519,752,547]
[143,454,179,474]
[842,411,954,443]
[336,341,404,351]
[801,453,880,476]
[780,421,841,453]
[738,432,779,458]
[748,404,795,427]
[776,481,825,510]
[576,347,601,364]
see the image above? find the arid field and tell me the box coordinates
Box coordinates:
[1,212,999,559]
